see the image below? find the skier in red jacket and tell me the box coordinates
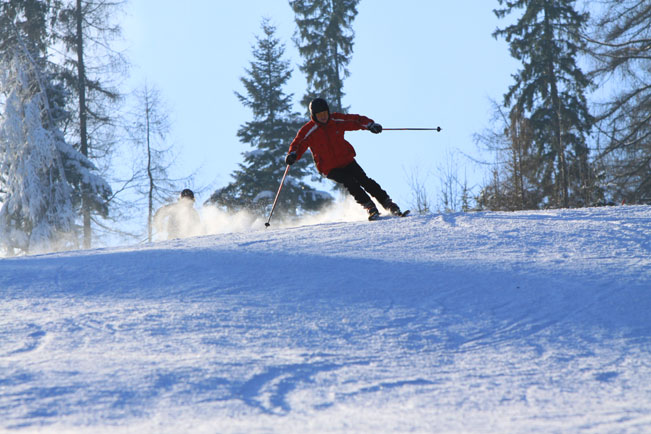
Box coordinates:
[286,98,404,220]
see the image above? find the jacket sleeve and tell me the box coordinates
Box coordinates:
[288,122,314,160]
[334,113,374,131]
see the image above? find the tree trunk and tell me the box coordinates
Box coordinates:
[146,91,154,243]
[544,7,569,208]
[75,0,91,248]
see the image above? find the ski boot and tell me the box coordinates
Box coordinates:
[382,199,410,217]
[364,201,381,221]
[383,199,403,216]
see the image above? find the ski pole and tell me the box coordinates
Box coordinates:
[265,164,290,228]
[383,127,442,132]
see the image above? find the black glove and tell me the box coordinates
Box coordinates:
[368,122,382,134]
[285,151,297,165]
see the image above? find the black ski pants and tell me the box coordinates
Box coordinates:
[326,160,390,207]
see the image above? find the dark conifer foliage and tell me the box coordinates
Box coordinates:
[493,0,595,208]
[209,19,332,215]
[290,0,359,112]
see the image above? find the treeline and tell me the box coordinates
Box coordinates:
[0,0,362,255]
[0,0,649,255]
[475,0,649,210]
[215,0,649,216]
[0,0,119,254]
[0,0,188,255]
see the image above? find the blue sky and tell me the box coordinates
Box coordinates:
[122,1,520,211]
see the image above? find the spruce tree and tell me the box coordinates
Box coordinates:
[209,19,332,216]
[494,0,594,208]
[290,0,359,112]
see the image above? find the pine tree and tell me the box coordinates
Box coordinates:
[0,16,110,255]
[209,19,332,216]
[290,0,359,112]
[494,0,594,208]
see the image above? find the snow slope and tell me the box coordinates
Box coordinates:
[1,205,650,433]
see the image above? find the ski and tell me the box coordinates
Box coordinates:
[368,209,410,221]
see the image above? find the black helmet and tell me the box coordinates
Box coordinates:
[309,98,330,122]
[180,189,195,200]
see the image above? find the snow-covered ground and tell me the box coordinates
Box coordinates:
[1,205,650,433]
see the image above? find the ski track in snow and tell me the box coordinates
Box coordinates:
[0,206,650,433]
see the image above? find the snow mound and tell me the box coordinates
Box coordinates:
[1,205,650,433]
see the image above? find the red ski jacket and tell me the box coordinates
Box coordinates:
[288,112,374,175]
